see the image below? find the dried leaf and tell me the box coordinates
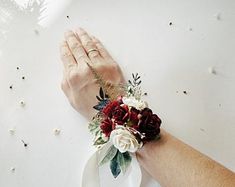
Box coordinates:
[96,95,102,101]
[99,87,104,99]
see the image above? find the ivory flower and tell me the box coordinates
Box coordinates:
[110,126,142,153]
[122,96,147,110]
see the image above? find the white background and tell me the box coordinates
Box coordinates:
[0,0,234,187]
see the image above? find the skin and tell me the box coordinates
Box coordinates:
[60,28,125,119]
[59,28,235,187]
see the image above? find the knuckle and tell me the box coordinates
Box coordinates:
[61,49,72,58]
[112,63,120,71]
[68,71,79,85]
[74,51,88,61]
[76,47,86,55]
[70,42,82,52]
[61,80,68,92]
[80,66,91,77]
[96,43,103,49]
[70,45,79,54]
[98,48,105,55]
[84,40,95,49]
[93,39,100,45]
[83,66,90,75]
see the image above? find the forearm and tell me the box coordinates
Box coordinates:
[136,129,235,187]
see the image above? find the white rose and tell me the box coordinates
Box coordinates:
[110,126,142,153]
[122,96,147,110]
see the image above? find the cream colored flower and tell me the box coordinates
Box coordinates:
[110,126,142,153]
[122,96,147,110]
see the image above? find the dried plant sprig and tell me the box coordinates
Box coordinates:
[127,73,143,100]
[86,62,125,100]
[128,73,141,87]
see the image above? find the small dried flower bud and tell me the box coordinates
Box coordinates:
[53,128,61,135]
[20,101,25,107]
[208,67,216,74]
[9,129,15,135]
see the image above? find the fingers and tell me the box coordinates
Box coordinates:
[91,36,113,61]
[64,31,90,63]
[60,41,77,70]
[76,28,100,59]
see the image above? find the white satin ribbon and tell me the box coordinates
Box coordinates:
[82,144,142,187]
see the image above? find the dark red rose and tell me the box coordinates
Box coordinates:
[100,118,115,137]
[138,108,161,142]
[112,104,129,125]
[102,101,120,118]
[129,107,140,128]
[116,96,123,103]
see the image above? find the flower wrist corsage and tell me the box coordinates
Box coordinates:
[88,68,162,178]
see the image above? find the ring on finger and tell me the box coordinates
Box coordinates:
[87,48,98,54]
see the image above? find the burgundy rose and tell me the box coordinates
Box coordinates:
[129,107,140,129]
[112,104,129,125]
[138,108,161,142]
[100,118,115,137]
[102,100,120,118]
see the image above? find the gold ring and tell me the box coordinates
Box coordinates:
[87,48,98,55]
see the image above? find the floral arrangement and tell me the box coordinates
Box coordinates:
[88,72,162,178]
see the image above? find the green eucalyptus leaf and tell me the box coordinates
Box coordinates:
[99,145,117,166]
[95,129,100,136]
[110,152,121,178]
[88,120,100,134]
[93,137,107,146]
[132,73,135,79]
[117,151,132,174]
[155,134,161,141]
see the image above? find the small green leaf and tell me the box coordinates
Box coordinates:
[93,99,109,111]
[132,73,135,79]
[128,80,134,87]
[95,129,100,136]
[99,145,117,166]
[110,152,121,178]
[105,93,109,98]
[93,137,107,146]
[88,121,99,134]
[117,151,132,174]
[155,134,161,141]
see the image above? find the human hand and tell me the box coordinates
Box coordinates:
[60,28,125,120]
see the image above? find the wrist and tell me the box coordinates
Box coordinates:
[136,129,169,162]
